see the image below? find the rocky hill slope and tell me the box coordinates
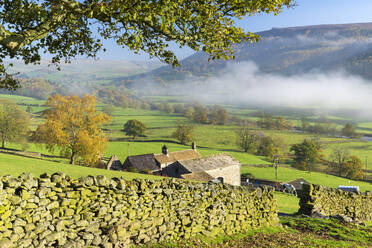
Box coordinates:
[120,22,372,88]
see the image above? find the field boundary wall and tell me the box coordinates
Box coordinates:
[0,173,278,247]
[299,184,372,221]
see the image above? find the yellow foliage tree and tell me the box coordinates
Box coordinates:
[33,94,111,165]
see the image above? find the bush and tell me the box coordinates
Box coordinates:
[127,167,140,173]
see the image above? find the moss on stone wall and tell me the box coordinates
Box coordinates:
[299,184,372,221]
[0,172,278,247]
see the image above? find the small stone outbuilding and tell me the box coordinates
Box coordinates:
[107,155,124,170]
[285,178,310,194]
[95,155,122,170]
[122,154,159,173]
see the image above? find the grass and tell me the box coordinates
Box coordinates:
[0,94,44,105]
[241,165,372,192]
[1,93,372,248]
[0,93,353,167]
[280,216,372,245]
[105,141,270,165]
[0,152,159,180]
[322,141,372,170]
[142,217,372,248]
[274,192,300,214]
[0,93,371,186]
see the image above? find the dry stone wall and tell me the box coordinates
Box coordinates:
[299,184,372,221]
[0,172,278,248]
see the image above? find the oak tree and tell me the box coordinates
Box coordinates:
[341,123,357,138]
[193,104,209,124]
[236,127,261,153]
[0,98,30,148]
[256,136,285,160]
[330,147,350,177]
[343,155,364,180]
[172,123,194,145]
[184,107,195,120]
[102,104,115,116]
[123,119,146,139]
[0,0,294,89]
[330,150,364,179]
[33,94,111,165]
[290,139,320,171]
[211,105,229,125]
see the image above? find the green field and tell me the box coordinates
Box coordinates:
[322,141,372,170]
[0,152,159,180]
[106,141,270,165]
[1,93,371,190]
[0,94,44,105]
[0,93,355,163]
[274,192,300,214]
[241,165,372,192]
[145,217,372,248]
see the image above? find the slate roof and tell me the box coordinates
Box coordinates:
[124,154,159,171]
[285,178,310,190]
[179,154,240,172]
[107,155,123,170]
[154,149,201,164]
[181,171,214,182]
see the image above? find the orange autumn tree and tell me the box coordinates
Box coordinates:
[34,94,111,165]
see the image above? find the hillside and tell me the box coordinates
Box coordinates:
[121,22,372,88]
[6,59,161,86]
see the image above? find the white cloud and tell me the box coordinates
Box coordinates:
[192,61,372,113]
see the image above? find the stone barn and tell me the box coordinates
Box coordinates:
[122,154,159,173]
[122,144,201,173]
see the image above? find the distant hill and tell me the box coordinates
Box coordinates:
[120,22,372,88]
[6,59,162,86]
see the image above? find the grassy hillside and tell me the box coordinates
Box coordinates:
[241,165,371,192]
[7,59,162,86]
[144,216,372,247]
[123,22,372,88]
[105,141,270,165]
[323,141,372,170]
[0,93,371,190]
[0,153,159,180]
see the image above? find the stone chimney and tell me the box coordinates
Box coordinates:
[162,145,168,156]
[191,141,196,151]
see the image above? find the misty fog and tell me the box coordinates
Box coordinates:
[182,61,372,115]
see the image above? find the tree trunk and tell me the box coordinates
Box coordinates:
[70,151,76,165]
[1,133,4,149]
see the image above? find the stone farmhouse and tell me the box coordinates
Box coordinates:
[116,143,241,186]
[162,153,241,185]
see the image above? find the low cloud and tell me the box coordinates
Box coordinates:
[265,30,372,47]
[190,61,372,114]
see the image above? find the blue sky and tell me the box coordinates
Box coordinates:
[98,0,372,61]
